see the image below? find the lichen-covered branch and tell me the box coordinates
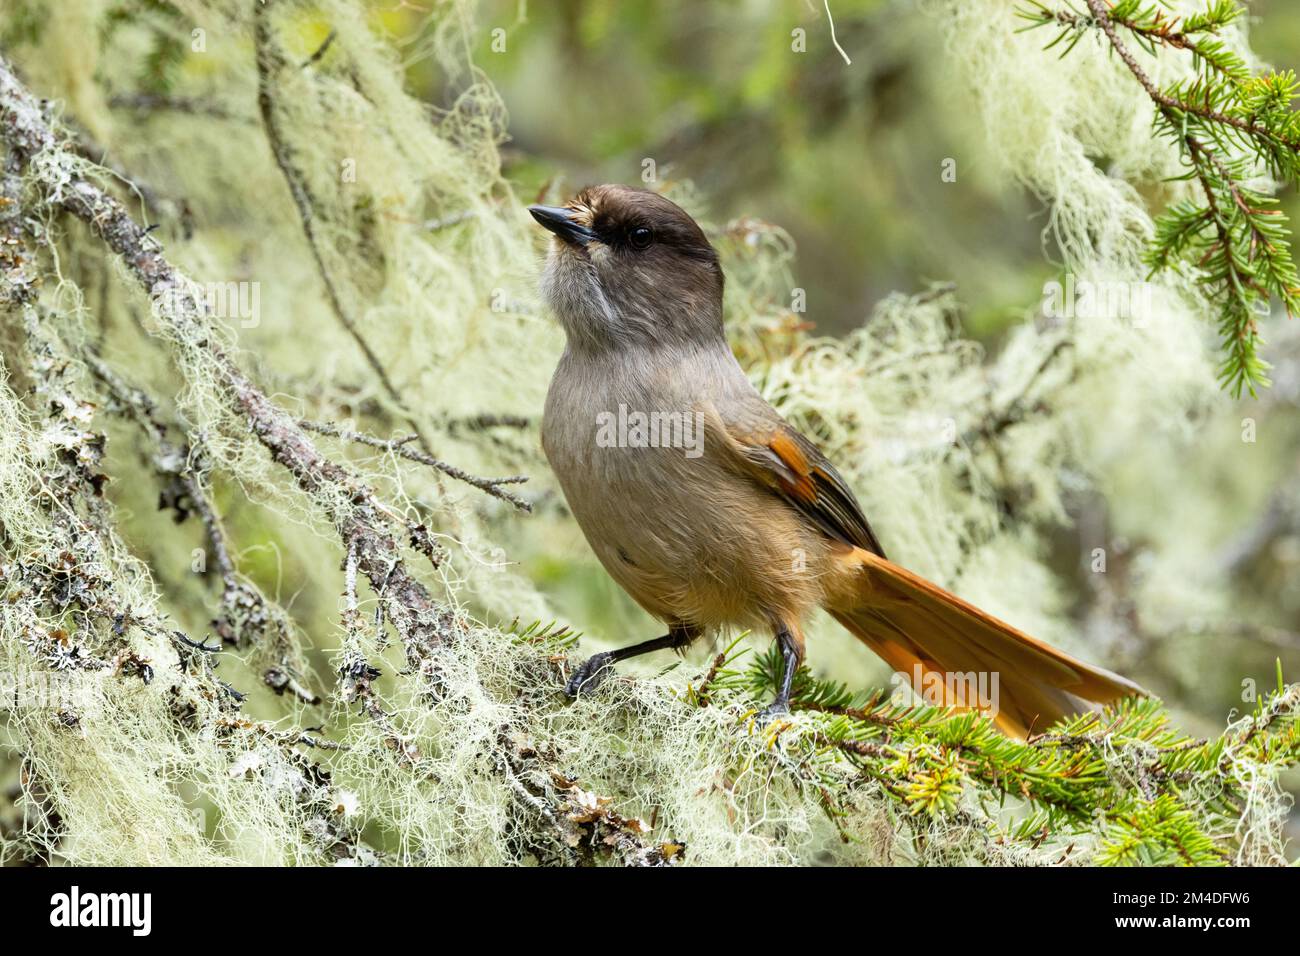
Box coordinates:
[83,350,320,704]
[0,50,455,666]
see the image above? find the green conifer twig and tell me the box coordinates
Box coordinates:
[1019,0,1300,396]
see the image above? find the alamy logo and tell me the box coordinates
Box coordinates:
[153,281,261,328]
[49,886,152,936]
[594,403,705,458]
[891,664,1000,717]
[1041,273,1152,325]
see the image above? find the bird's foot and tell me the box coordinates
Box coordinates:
[756,697,790,724]
[565,651,617,697]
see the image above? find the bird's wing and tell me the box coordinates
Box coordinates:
[711,406,886,558]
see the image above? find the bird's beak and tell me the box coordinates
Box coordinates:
[528,205,597,247]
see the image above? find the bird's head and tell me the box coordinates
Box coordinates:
[530,184,724,353]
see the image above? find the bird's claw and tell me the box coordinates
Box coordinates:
[756,699,790,724]
[565,651,616,697]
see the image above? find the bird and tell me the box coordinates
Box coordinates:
[529,184,1145,739]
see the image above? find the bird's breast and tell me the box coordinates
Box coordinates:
[541,350,832,629]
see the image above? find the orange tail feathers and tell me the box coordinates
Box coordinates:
[827,549,1146,740]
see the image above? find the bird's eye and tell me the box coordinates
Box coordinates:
[628,226,653,250]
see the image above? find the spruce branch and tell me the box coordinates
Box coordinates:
[735,642,1300,864]
[1019,0,1300,396]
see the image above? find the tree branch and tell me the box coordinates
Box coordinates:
[0,51,456,667]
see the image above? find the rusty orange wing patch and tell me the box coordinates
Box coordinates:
[767,430,818,504]
[732,420,886,558]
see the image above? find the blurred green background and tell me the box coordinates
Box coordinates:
[446,0,1300,340]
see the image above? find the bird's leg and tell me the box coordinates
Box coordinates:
[565,623,697,697]
[759,623,804,721]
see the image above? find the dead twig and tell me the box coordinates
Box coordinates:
[299,418,532,512]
